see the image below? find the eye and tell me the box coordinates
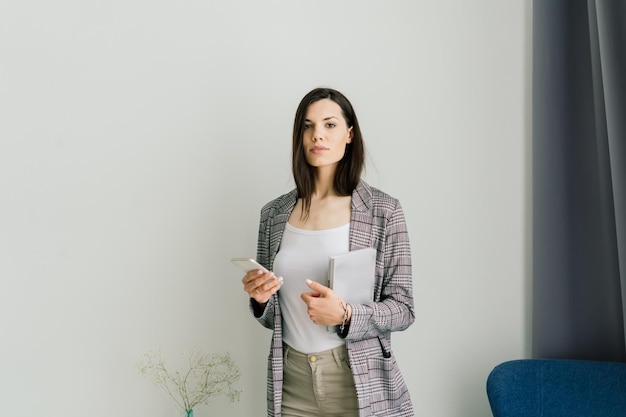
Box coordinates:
[303,123,312,130]
[326,123,336,128]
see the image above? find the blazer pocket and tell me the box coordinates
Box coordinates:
[367,352,403,414]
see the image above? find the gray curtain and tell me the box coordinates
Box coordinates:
[533,0,626,361]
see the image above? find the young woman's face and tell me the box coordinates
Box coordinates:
[302,99,353,170]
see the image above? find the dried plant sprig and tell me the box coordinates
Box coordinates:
[137,348,241,413]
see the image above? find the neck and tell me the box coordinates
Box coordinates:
[313,166,337,199]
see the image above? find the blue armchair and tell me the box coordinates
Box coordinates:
[486,358,626,417]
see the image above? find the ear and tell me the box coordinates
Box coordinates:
[347,126,354,143]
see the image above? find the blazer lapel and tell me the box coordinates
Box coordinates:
[349,181,373,251]
[268,189,297,270]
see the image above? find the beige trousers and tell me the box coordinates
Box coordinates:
[281,343,359,417]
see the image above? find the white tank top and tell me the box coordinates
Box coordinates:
[273,222,350,353]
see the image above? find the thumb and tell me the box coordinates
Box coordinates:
[305,279,330,296]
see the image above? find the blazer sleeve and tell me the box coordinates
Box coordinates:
[343,199,415,340]
[248,204,277,328]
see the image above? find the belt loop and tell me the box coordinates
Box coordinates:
[283,343,290,361]
[332,346,342,367]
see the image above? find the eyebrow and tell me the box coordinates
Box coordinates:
[304,116,340,122]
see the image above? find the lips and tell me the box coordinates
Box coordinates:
[310,146,329,154]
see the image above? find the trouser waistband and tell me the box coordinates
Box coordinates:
[283,343,348,367]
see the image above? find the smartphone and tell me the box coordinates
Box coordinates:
[230,257,269,273]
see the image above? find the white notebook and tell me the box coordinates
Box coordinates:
[327,247,377,331]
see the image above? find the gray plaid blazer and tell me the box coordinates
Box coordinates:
[251,180,415,417]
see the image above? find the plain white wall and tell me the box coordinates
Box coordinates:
[0,1,530,416]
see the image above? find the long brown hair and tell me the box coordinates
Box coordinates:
[292,88,365,219]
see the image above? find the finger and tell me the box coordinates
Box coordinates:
[305,279,330,296]
[252,280,282,303]
[242,269,267,284]
[245,275,264,297]
[270,275,284,290]
[250,286,267,301]
[252,274,283,298]
[243,271,274,295]
[300,291,321,302]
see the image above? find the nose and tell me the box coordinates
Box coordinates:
[312,127,323,142]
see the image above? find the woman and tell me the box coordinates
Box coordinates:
[241,87,415,417]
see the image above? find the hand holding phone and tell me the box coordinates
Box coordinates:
[230,257,268,273]
[232,257,282,302]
